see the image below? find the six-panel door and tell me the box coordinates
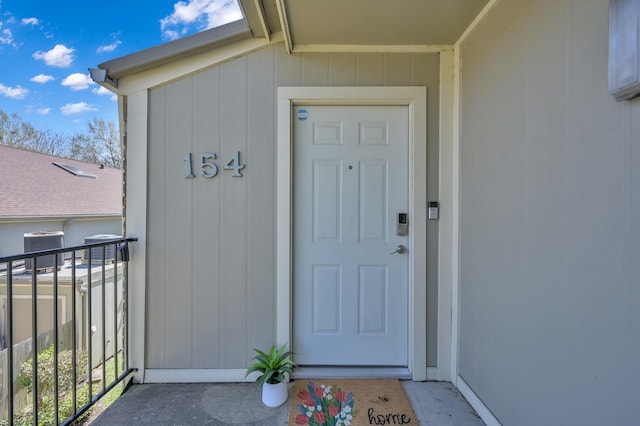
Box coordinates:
[293,105,409,366]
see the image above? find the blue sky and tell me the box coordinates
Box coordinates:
[0,0,242,136]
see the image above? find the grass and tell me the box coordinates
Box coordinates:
[72,355,125,425]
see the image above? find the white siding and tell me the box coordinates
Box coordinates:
[459,0,640,424]
[144,44,441,369]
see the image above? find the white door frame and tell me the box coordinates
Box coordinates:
[276,86,428,380]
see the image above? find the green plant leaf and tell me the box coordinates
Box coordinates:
[245,344,298,389]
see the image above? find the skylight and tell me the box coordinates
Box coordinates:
[52,162,98,179]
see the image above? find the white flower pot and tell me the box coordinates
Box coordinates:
[262,381,288,407]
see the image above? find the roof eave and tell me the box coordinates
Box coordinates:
[97,19,253,81]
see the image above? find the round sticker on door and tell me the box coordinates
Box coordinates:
[297,109,309,121]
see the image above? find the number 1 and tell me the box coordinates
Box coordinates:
[184,153,195,178]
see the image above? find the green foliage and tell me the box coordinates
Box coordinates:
[5,346,90,425]
[2,387,91,426]
[245,344,297,389]
[17,346,89,399]
[2,346,124,426]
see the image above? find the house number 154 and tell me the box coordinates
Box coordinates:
[184,151,246,178]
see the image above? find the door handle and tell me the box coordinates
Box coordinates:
[390,245,407,254]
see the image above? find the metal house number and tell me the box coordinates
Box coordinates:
[184,151,246,178]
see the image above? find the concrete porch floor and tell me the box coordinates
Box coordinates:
[90,381,484,425]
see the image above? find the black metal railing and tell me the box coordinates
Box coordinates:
[0,237,137,426]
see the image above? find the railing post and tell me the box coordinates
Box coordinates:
[71,249,78,418]
[113,244,119,379]
[7,261,14,426]
[53,254,60,426]
[30,259,38,425]
[101,245,106,392]
[87,248,93,403]
[123,242,130,373]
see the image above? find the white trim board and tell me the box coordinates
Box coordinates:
[125,90,149,384]
[291,44,452,53]
[296,367,412,380]
[449,0,501,387]
[456,375,502,426]
[116,35,283,95]
[436,49,455,383]
[276,86,428,381]
[145,369,258,383]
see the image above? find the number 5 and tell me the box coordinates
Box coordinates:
[201,153,218,178]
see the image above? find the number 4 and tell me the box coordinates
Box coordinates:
[223,151,246,177]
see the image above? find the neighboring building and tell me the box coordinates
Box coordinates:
[0,144,122,257]
[92,1,640,425]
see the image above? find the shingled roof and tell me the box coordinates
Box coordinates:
[0,144,122,219]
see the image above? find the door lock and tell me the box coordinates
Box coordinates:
[396,213,408,236]
[390,245,407,254]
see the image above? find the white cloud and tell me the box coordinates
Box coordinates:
[97,40,121,53]
[162,29,180,41]
[0,28,13,45]
[30,74,55,84]
[93,85,118,101]
[37,107,51,115]
[93,86,111,96]
[22,17,39,26]
[33,44,75,67]
[60,102,97,115]
[0,83,28,99]
[204,0,243,29]
[61,73,93,91]
[160,0,242,40]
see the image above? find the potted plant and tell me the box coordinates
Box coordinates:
[246,344,297,407]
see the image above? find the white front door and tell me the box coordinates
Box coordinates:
[293,105,409,366]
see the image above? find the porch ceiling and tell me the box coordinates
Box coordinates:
[98,1,491,84]
[249,0,491,48]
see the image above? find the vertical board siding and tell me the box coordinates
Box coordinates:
[355,53,384,85]
[146,45,440,369]
[218,58,249,368]
[246,47,277,355]
[329,53,357,85]
[146,88,167,368]
[459,0,640,424]
[163,79,194,368]
[191,69,222,367]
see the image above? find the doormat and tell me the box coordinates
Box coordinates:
[288,378,417,425]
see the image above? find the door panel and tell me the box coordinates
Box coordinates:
[313,160,342,242]
[293,105,409,366]
[360,160,388,242]
[312,265,341,334]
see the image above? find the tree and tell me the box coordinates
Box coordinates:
[0,109,122,169]
[0,110,70,157]
[70,117,122,168]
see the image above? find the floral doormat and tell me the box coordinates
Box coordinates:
[288,378,417,425]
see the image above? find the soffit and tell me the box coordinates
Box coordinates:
[278,0,490,47]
